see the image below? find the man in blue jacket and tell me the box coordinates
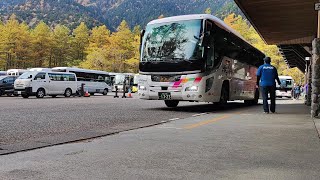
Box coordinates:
[256,57,281,113]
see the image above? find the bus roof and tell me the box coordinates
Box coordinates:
[28,68,52,72]
[52,67,109,75]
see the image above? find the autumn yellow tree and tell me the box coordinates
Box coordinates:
[31,21,53,67]
[108,20,135,72]
[51,25,72,67]
[72,22,89,62]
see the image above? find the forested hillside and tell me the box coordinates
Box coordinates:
[0,0,240,29]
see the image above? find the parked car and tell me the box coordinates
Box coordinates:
[0,76,18,96]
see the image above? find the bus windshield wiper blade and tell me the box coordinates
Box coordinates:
[172,58,193,64]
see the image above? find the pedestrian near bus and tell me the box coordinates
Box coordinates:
[294,85,301,99]
[256,57,281,113]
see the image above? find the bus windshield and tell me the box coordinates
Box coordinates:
[114,74,126,85]
[278,78,293,90]
[141,19,202,62]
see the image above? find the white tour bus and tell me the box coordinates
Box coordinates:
[14,71,77,98]
[138,14,265,107]
[7,69,28,76]
[276,76,294,98]
[28,68,52,72]
[112,73,135,92]
[52,67,111,95]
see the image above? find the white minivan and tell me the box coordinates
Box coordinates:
[14,71,77,98]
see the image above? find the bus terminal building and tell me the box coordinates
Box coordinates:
[234,0,320,118]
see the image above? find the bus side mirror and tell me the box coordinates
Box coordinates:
[140,29,146,52]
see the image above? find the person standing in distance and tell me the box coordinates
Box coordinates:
[256,57,281,113]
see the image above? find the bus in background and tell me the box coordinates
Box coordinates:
[52,67,111,95]
[138,14,265,107]
[14,71,77,98]
[276,76,294,98]
[132,74,140,93]
[7,69,28,76]
[0,71,6,76]
[28,68,52,72]
[112,73,135,92]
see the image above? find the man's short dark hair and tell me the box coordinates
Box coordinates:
[264,57,271,64]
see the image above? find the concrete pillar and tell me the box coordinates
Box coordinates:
[311,38,320,118]
[306,63,312,106]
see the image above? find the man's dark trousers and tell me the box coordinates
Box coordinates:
[261,86,276,113]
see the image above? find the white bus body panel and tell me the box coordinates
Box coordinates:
[79,81,110,94]
[139,58,257,103]
[52,67,111,94]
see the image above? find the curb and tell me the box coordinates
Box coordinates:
[313,118,320,140]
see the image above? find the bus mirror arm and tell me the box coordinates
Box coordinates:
[140,29,146,53]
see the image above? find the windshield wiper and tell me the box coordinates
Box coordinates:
[171,58,193,64]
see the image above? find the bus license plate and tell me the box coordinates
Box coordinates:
[159,92,171,100]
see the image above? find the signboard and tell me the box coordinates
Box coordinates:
[315,3,320,11]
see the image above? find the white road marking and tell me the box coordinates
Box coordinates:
[169,118,180,121]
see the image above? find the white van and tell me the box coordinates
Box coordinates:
[7,69,28,76]
[14,71,77,98]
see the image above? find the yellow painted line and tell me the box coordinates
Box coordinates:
[183,110,247,130]
[233,110,247,115]
[183,115,231,130]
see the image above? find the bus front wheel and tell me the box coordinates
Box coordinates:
[165,100,179,108]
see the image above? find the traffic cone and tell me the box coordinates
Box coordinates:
[84,89,90,97]
[128,88,132,98]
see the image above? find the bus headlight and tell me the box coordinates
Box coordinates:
[185,86,199,92]
[139,85,147,91]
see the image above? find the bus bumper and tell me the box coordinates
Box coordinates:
[138,90,220,102]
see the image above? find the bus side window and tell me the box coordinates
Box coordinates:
[205,21,214,69]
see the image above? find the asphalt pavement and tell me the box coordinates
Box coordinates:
[0,93,253,155]
[0,99,319,179]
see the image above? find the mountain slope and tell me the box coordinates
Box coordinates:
[0,0,241,30]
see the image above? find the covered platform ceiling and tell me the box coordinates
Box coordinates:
[234,0,318,72]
